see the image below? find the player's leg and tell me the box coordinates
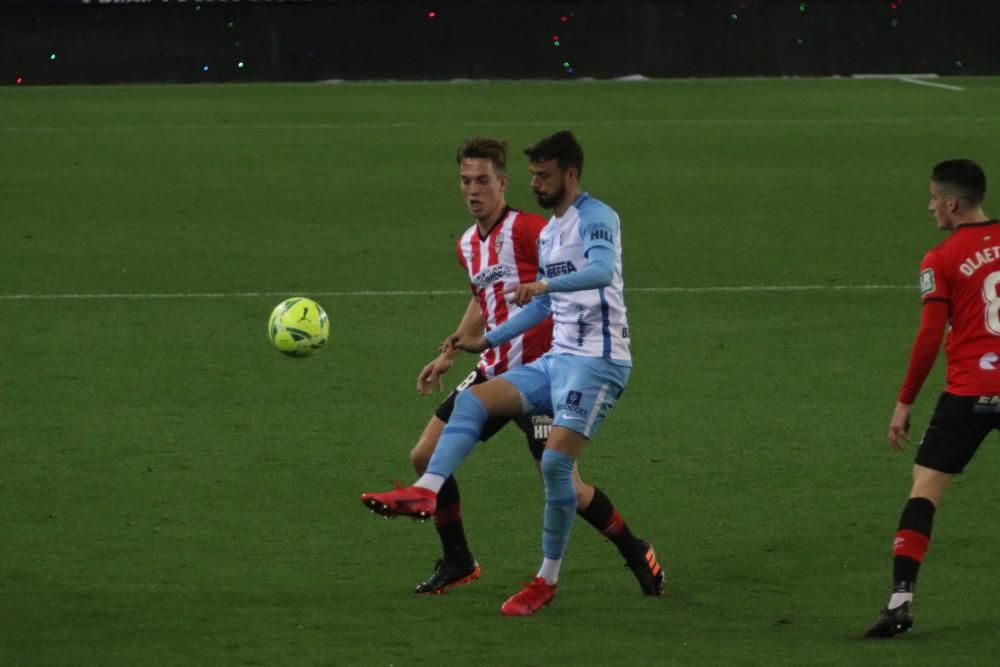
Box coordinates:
[416,377,525,489]
[361,371,535,518]
[501,355,631,616]
[409,371,524,594]
[865,392,988,638]
[537,426,590,578]
[517,414,664,595]
[573,464,666,596]
[893,465,951,591]
[409,414,480,593]
[865,464,950,638]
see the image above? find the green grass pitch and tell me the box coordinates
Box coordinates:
[3,77,1000,665]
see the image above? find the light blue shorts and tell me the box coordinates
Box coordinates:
[498,353,631,439]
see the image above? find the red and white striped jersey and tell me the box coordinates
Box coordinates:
[457,207,553,378]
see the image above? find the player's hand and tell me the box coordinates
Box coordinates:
[445,332,489,354]
[417,355,453,395]
[887,401,912,451]
[504,281,548,307]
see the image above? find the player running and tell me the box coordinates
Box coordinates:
[362,131,662,615]
[866,159,997,638]
[364,135,664,599]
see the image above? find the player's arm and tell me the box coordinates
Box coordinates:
[507,219,616,306]
[889,299,949,450]
[417,297,484,395]
[449,280,552,353]
[443,297,485,356]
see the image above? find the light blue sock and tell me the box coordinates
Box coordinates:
[424,390,488,480]
[540,449,578,560]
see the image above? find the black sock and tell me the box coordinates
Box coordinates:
[434,475,473,564]
[892,497,936,590]
[577,487,641,557]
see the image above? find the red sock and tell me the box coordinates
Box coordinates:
[893,529,930,563]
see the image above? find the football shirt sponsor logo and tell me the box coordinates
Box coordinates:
[544,261,577,278]
[980,352,998,370]
[472,264,514,290]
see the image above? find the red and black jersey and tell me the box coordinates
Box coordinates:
[902,220,1000,400]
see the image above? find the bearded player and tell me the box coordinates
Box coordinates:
[365,135,664,599]
[364,131,665,615]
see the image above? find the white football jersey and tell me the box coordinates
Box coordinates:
[539,193,631,363]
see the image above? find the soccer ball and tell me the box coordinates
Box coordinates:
[267,297,329,357]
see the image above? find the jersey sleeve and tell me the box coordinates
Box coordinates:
[579,214,618,258]
[545,245,614,292]
[897,300,949,404]
[484,292,551,348]
[919,248,950,304]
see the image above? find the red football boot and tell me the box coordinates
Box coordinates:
[500,577,557,616]
[361,484,436,520]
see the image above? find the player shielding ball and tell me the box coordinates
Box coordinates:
[363,131,663,615]
[866,159,997,638]
[366,135,664,600]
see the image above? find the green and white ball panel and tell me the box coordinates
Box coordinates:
[267,297,330,357]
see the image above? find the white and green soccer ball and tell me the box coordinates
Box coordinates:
[267,297,329,357]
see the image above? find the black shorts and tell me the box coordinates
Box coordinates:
[434,368,552,461]
[916,391,1000,474]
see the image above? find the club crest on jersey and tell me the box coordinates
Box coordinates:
[494,232,504,256]
[919,268,935,296]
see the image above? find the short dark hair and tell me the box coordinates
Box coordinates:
[456,136,509,175]
[523,130,584,178]
[932,159,987,207]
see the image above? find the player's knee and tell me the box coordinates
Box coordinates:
[540,449,575,484]
[910,466,951,506]
[454,387,487,417]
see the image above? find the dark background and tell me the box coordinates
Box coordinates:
[3,0,998,85]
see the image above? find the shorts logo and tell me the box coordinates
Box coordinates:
[532,415,553,440]
[557,390,588,417]
[919,268,936,296]
[974,394,1000,413]
[494,232,504,256]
